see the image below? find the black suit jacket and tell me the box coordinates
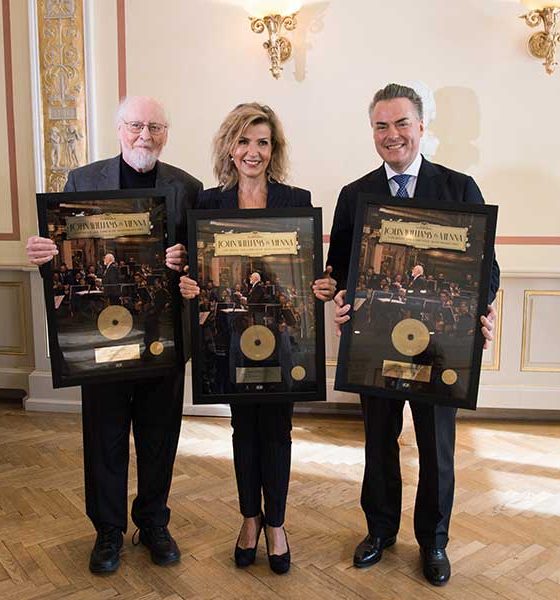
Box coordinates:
[247,282,266,304]
[327,157,500,303]
[102,262,119,286]
[408,275,427,292]
[196,181,312,210]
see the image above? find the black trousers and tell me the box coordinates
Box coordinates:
[230,402,293,527]
[360,395,457,548]
[81,368,184,533]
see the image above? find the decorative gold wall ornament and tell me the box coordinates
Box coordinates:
[37,0,87,191]
[250,13,298,79]
[520,4,560,75]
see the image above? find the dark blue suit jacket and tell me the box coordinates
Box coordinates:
[327,157,500,303]
[196,181,311,209]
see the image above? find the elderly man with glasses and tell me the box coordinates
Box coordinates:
[26,96,202,574]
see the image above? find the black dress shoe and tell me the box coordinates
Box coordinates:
[234,513,263,567]
[264,526,290,575]
[89,526,123,573]
[136,526,181,566]
[353,534,396,568]
[420,547,451,586]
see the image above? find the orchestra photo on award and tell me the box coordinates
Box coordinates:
[336,196,498,409]
[37,190,178,387]
[188,208,325,404]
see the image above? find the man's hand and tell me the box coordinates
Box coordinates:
[312,266,337,302]
[165,243,187,272]
[334,289,351,337]
[179,266,200,300]
[26,235,58,266]
[480,304,496,350]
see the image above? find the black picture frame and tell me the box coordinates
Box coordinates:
[37,189,180,388]
[334,194,498,410]
[187,207,326,404]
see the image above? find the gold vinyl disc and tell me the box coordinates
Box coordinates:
[150,341,164,356]
[291,365,306,381]
[240,325,275,361]
[97,305,133,340]
[391,318,430,357]
[441,369,458,386]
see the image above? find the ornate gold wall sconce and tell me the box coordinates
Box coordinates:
[520,1,560,74]
[249,2,301,79]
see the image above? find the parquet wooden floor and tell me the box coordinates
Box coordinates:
[0,403,558,599]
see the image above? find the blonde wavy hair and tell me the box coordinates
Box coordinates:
[212,103,289,190]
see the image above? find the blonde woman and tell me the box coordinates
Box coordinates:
[180,103,335,574]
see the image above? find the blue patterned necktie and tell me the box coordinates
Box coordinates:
[392,174,412,198]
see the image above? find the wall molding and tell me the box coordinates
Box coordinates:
[116,0,126,99]
[521,290,560,373]
[0,0,20,241]
[0,281,27,355]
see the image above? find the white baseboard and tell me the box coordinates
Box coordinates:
[26,369,81,412]
[24,396,81,413]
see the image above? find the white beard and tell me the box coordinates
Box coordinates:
[127,148,159,172]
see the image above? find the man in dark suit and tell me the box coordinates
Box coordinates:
[101,253,120,304]
[26,96,202,574]
[407,264,427,294]
[247,272,266,324]
[327,83,499,586]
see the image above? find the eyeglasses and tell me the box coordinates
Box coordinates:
[122,120,168,135]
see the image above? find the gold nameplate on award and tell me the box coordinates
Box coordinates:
[379,219,468,252]
[66,212,151,239]
[214,231,298,257]
[382,360,432,383]
[236,367,283,384]
[95,344,141,364]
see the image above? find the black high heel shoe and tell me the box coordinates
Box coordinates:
[234,514,263,567]
[264,525,290,574]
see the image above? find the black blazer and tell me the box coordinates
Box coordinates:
[196,181,311,210]
[102,262,119,286]
[327,157,500,303]
[247,282,266,304]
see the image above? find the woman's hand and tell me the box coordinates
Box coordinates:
[481,304,496,350]
[312,266,337,302]
[179,266,200,300]
[333,289,351,336]
[165,243,187,272]
[26,236,58,266]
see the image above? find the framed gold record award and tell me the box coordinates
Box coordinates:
[335,195,498,410]
[187,208,326,404]
[37,189,180,388]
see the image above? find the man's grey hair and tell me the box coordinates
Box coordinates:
[369,83,424,121]
[114,96,170,127]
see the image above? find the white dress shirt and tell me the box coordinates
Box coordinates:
[384,152,422,198]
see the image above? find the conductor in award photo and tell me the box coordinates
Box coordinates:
[26,96,202,573]
[327,83,501,586]
[178,102,336,574]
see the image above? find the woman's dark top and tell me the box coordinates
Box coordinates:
[196,181,311,209]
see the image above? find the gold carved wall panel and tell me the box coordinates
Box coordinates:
[37,0,87,192]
